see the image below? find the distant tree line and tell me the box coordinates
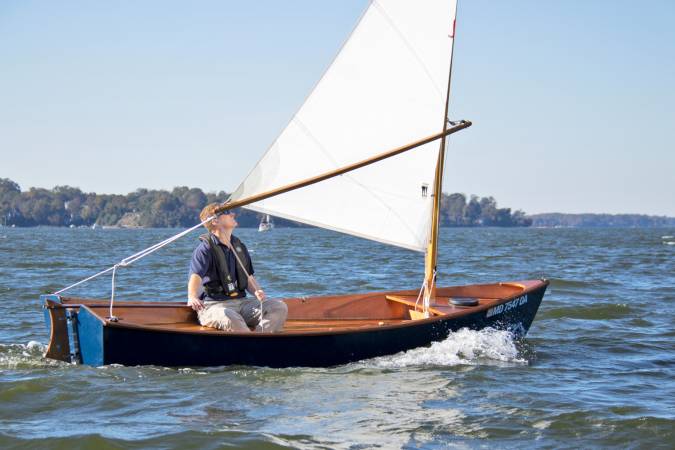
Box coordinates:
[0,177,531,228]
[0,178,232,227]
[528,213,675,228]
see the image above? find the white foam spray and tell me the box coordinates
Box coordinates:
[368,327,526,368]
[0,341,59,369]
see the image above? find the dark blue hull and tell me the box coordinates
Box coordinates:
[68,283,547,368]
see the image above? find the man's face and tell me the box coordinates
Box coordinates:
[212,212,237,231]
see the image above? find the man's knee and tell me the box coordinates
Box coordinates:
[263,300,288,333]
[199,304,249,332]
[197,304,222,327]
[265,299,288,318]
[223,309,251,332]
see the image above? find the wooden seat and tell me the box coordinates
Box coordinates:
[385,295,445,316]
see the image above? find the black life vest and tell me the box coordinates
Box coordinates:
[199,233,250,299]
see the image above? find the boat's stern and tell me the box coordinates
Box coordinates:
[42,295,107,365]
[41,294,73,362]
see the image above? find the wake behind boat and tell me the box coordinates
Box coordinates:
[42,0,548,367]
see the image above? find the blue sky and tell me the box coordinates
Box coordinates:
[1,1,673,215]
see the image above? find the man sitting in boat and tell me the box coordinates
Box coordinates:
[187,203,288,332]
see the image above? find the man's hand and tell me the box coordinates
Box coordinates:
[248,275,265,301]
[188,296,204,312]
[187,274,204,311]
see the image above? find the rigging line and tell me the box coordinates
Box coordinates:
[417,269,436,312]
[223,239,266,333]
[414,277,426,311]
[120,219,210,266]
[53,215,216,295]
[109,264,119,321]
[421,268,437,316]
[53,266,115,295]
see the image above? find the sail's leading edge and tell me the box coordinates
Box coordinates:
[230,0,457,252]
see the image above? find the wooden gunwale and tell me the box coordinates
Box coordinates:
[61,279,547,338]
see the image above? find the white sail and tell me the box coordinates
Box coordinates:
[231,0,457,252]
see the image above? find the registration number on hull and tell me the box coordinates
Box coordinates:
[486,295,528,318]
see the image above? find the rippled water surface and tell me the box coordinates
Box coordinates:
[0,227,673,448]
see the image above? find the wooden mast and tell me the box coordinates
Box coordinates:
[215,122,471,215]
[423,9,460,310]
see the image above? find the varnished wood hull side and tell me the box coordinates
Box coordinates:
[71,283,547,367]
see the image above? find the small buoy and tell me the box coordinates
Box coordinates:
[449,297,478,307]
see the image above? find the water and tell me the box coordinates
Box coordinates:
[0,227,673,448]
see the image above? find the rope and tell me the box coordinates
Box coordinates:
[223,239,266,333]
[53,266,116,295]
[417,269,437,317]
[119,218,215,267]
[413,278,426,311]
[109,264,119,321]
[53,215,217,320]
[54,216,215,295]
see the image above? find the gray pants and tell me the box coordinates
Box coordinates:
[198,297,288,333]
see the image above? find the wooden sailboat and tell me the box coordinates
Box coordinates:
[42,0,548,367]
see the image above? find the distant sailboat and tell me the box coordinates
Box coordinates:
[258,214,274,232]
[42,0,548,367]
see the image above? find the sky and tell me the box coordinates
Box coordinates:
[1,0,673,216]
